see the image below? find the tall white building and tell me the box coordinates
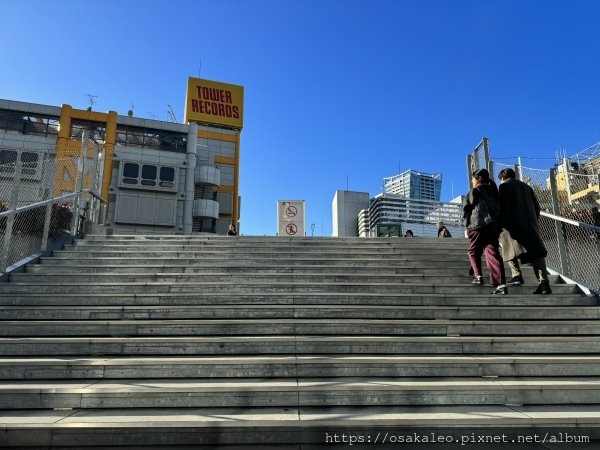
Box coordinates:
[383,169,442,201]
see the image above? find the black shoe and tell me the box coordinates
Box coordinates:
[533,282,552,295]
[492,285,508,295]
[471,276,483,285]
[508,275,524,286]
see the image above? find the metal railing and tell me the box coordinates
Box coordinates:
[539,211,600,293]
[0,189,107,274]
[0,131,106,274]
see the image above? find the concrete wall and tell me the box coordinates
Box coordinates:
[107,146,186,234]
[332,190,370,237]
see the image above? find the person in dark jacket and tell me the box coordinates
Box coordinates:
[437,222,452,238]
[497,168,551,295]
[463,169,507,295]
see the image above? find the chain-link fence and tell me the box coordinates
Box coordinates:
[466,137,490,187]
[469,141,600,293]
[539,212,600,293]
[0,134,106,274]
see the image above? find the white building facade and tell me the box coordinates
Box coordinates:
[383,169,442,201]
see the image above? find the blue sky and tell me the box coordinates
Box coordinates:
[2,0,599,235]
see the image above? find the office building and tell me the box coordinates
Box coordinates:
[333,170,463,237]
[383,169,442,201]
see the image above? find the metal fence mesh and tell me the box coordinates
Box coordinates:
[540,216,600,292]
[0,138,104,272]
[0,201,75,268]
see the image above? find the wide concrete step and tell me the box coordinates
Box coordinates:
[2,377,599,409]
[3,355,600,378]
[1,404,600,449]
[0,304,598,321]
[2,336,600,357]
[39,255,474,266]
[24,263,480,275]
[47,251,473,264]
[0,292,590,307]
[32,260,478,272]
[0,281,578,295]
[5,272,523,284]
[1,319,598,337]
[66,241,471,251]
[58,247,468,255]
[78,234,469,245]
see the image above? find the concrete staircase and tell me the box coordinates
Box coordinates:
[0,235,599,448]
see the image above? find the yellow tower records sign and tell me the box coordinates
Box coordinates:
[185,77,244,129]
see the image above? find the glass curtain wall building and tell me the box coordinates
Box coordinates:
[383,169,442,201]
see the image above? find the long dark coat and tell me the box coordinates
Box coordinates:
[498,178,547,259]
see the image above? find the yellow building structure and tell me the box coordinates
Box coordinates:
[0,76,243,235]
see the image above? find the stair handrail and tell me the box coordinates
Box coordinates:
[0,189,106,275]
[0,190,106,219]
[540,210,600,232]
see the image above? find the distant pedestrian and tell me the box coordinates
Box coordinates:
[404,229,414,237]
[497,168,551,295]
[463,169,507,295]
[437,222,452,238]
[228,224,237,236]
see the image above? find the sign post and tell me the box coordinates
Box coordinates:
[277,200,305,236]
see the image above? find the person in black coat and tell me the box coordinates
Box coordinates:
[437,222,452,238]
[497,168,551,295]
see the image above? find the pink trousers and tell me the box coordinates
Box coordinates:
[467,223,506,286]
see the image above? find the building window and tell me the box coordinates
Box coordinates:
[0,149,44,179]
[141,165,157,186]
[116,125,186,153]
[122,162,139,184]
[71,119,106,141]
[0,149,17,174]
[0,109,60,137]
[159,167,175,188]
[119,161,177,192]
[20,152,39,175]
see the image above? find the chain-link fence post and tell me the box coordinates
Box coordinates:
[89,142,104,230]
[0,157,24,272]
[487,160,495,180]
[71,131,88,236]
[549,168,570,275]
[562,157,573,206]
[482,137,490,169]
[41,155,58,251]
[466,154,473,192]
[516,158,523,181]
